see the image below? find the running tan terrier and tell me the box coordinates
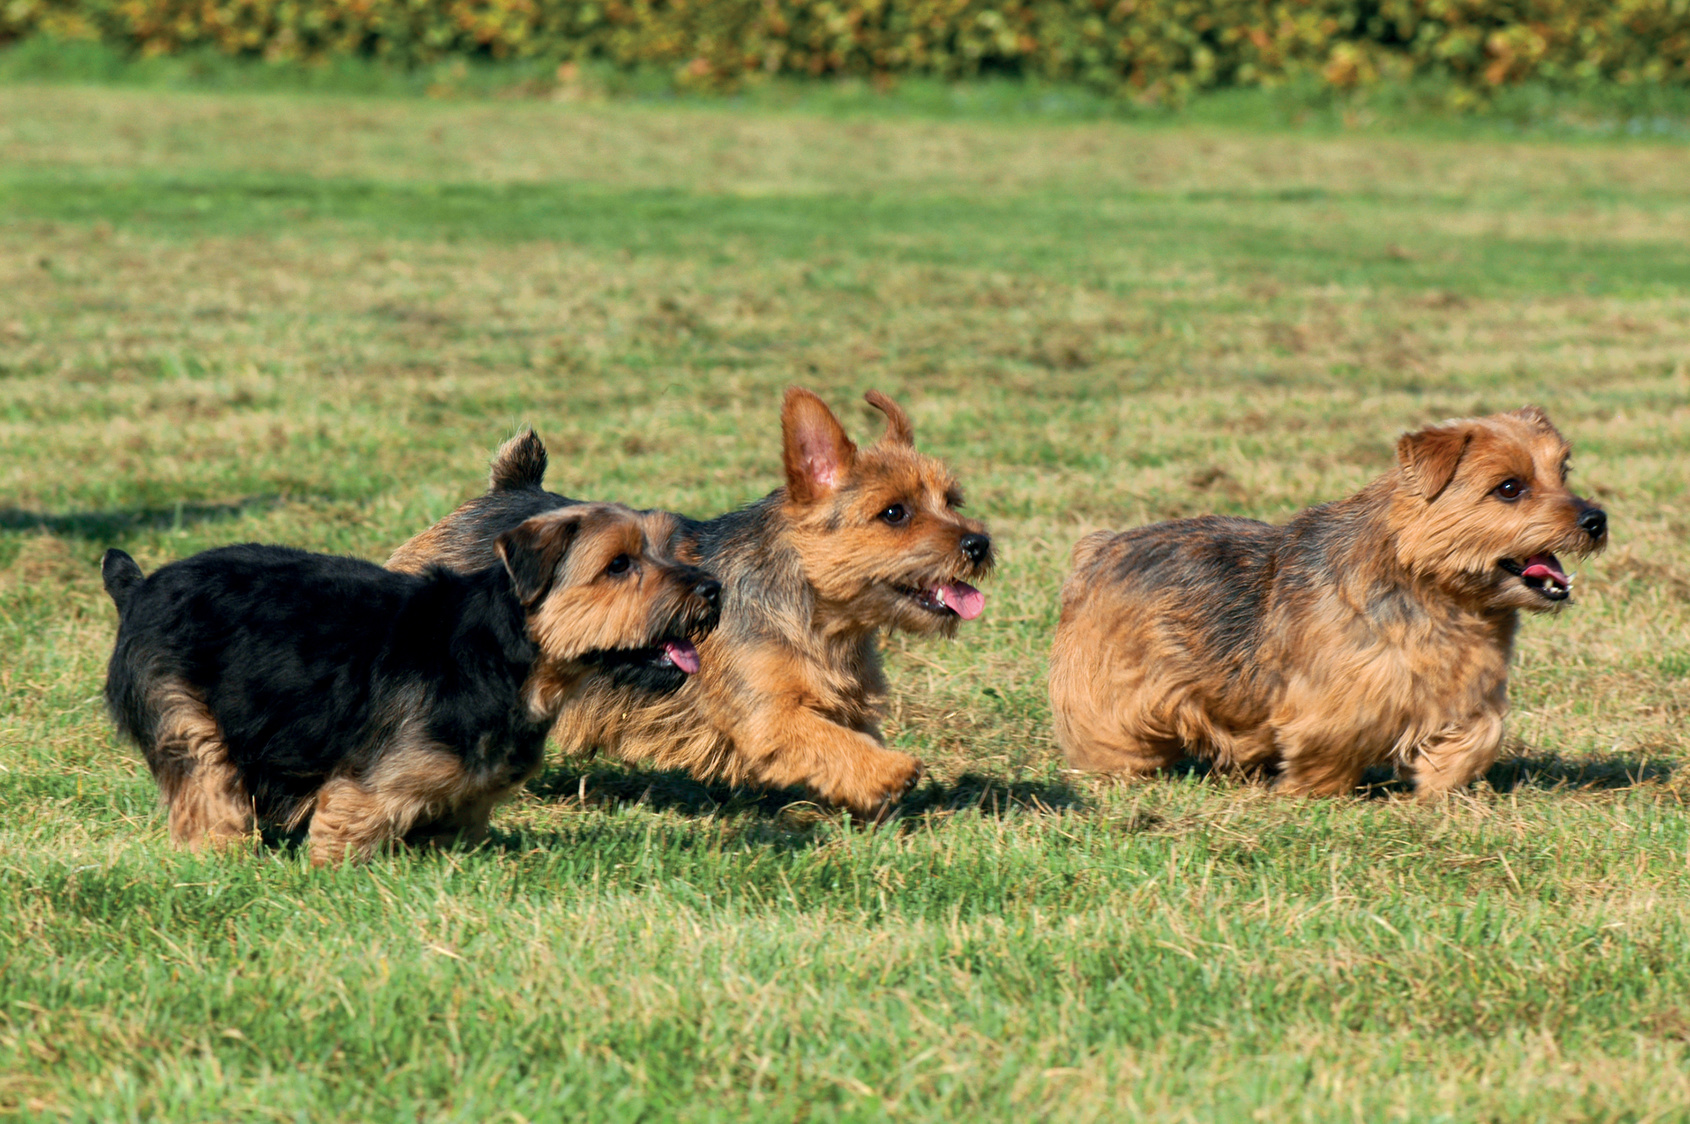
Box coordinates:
[391,389,993,820]
[1048,407,1607,798]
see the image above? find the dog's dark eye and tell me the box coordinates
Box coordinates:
[880,504,910,526]
[1493,479,1526,501]
[606,554,632,576]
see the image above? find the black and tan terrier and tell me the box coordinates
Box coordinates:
[1049,407,1607,798]
[389,388,993,820]
[102,504,721,863]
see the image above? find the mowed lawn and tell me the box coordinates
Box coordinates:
[2,80,1689,1121]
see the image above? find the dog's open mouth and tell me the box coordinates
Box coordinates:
[1499,553,1571,601]
[585,637,702,689]
[637,638,701,674]
[899,581,985,620]
[655,639,701,674]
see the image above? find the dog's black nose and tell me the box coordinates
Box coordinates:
[959,533,991,565]
[695,579,722,610]
[1578,508,1607,540]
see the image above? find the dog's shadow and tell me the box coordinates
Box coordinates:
[0,497,284,540]
[1344,749,1676,799]
[899,770,1089,820]
[490,760,1091,852]
[265,750,1673,861]
[1091,751,1674,800]
[1484,751,1676,792]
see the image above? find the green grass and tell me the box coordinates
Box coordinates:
[3,54,1690,1122]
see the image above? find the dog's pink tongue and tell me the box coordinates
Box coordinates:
[1521,554,1570,585]
[662,639,701,675]
[935,581,986,621]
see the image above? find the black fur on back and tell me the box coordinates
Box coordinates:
[104,543,548,824]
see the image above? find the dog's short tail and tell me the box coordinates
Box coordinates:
[489,429,548,492]
[101,549,145,614]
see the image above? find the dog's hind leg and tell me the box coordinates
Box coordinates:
[151,683,254,850]
[306,779,395,866]
[1048,605,1200,776]
[1053,707,1185,777]
[403,793,503,850]
[1274,750,1367,798]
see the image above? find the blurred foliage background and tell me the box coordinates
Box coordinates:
[4,0,1689,103]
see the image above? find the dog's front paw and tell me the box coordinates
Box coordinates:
[860,753,925,825]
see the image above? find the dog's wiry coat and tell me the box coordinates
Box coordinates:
[1048,407,1608,798]
[103,504,720,862]
[389,389,993,819]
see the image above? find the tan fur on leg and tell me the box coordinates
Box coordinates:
[1403,712,1506,800]
[149,682,253,850]
[307,738,476,866]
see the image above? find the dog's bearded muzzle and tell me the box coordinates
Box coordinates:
[1495,514,1606,608]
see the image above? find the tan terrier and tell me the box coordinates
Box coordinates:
[390,389,993,820]
[103,504,720,863]
[1048,407,1607,798]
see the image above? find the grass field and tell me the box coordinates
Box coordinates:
[2,68,1689,1122]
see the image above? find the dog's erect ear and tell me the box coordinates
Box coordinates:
[1397,423,1473,501]
[782,387,857,503]
[1507,405,1560,436]
[496,513,581,606]
[864,390,914,448]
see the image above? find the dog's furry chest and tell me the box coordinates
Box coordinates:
[1263,576,1517,752]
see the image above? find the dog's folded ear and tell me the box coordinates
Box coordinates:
[496,513,581,606]
[864,390,914,448]
[1397,422,1472,501]
[782,387,858,503]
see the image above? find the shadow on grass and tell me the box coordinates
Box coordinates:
[1346,750,1677,799]
[1136,750,1676,800]
[524,758,1089,826]
[0,497,284,540]
[1486,752,1677,792]
[899,770,1089,819]
[269,748,1678,863]
[232,757,1092,862]
[528,760,780,817]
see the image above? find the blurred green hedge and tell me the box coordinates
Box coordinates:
[5,0,1689,98]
